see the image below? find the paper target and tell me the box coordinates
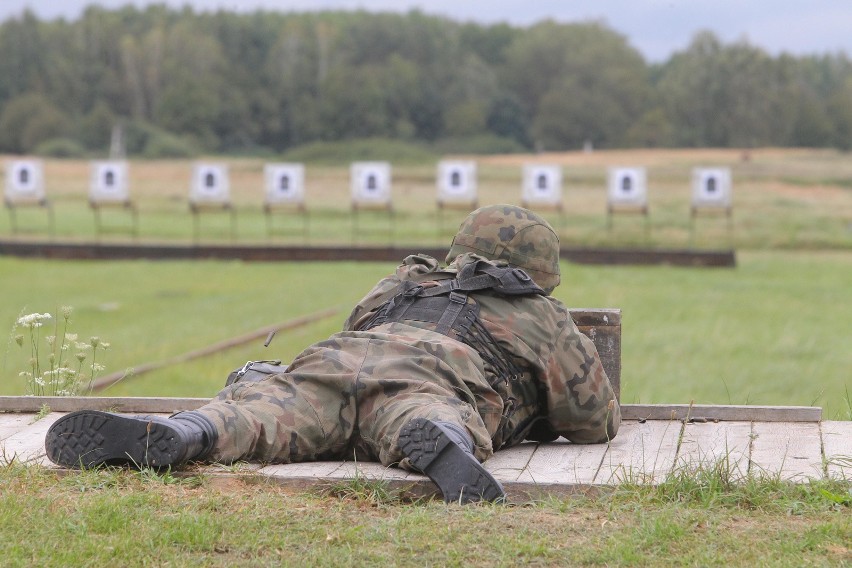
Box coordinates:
[190,163,230,204]
[437,161,477,202]
[522,164,563,205]
[5,160,45,202]
[265,163,305,204]
[351,162,391,205]
[692,168,731,208]
[89,161,129,203]
[608,167,647,207]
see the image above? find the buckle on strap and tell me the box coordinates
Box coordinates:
[449,290,467,304]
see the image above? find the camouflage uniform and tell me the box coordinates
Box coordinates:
[192,250,620,468]
[46,204,620,483]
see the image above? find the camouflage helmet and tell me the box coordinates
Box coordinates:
[446,204,561,293]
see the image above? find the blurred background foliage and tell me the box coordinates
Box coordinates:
[1,7,851,158]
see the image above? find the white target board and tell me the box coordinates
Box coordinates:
[89,161,129,203]
[522,164,563,206]
[437,161,477,203]
[4,160,45,203]
[351,162,391,206]
[264,163,305,205]
[692,168,731,209]
[190,163,230,204]
[608,167,647,207]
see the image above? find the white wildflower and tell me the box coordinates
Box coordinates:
[14,334,24,347]
[34,377,46,387]
[90,337,100,348]
[65,333,78,342]
[61,306,73,319]
[46,335,56,346]
[91,363,105,372]
[100,342,111,349]
[74,342,92,350]
[76,352,87,362]
[18,371,32,378]
[16,313,52,328]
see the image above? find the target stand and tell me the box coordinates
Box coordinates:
[263,164,309,242]
[521,164,566,230]
[351,162,394,245]
[436,161,478,239]
[189,163,236,243]
[606,167,650,240]
[4,160,54,238]
[689,168,733,246]
[88,161,137,240]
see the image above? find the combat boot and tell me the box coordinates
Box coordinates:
[398,417,505,504]
[45,410,218,469]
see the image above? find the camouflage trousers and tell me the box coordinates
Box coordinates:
[192,329,506,467]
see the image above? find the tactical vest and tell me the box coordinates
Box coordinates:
[357,260,545,389]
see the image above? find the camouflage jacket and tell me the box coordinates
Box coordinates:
[344,253,621,448]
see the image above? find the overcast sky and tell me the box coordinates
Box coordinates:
[2,0,851,62]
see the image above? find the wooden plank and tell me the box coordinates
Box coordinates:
[570,309,621,327]
[483,442,538,482]
[1,399,821,423]
[595,420,682,485]
[0,414,35,441]
[327,461,417,481]
[260,461,347,479]
[516,440,609,485]
[821,421,852,481]
[0,396,208,413]
[674,421,752,478]
[0,412,65,465]
[577,321,621,401]
[622,404,821,423]
[750,422,823,482]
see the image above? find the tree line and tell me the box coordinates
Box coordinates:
[1,6,851,158]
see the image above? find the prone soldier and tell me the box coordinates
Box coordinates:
[46,204,621,503]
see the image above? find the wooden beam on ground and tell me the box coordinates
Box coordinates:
[0,398,826,424]
[622,404,822,422]
[89,308,339,391]
[0,240,736,268]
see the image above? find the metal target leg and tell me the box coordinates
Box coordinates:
[302,208,310,244]
[47,203,55,241]
[8,205,18,235]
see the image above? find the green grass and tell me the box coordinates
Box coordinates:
[1,251,850,418]
[0,462,848,566]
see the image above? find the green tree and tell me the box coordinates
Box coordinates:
[0,92,69,153]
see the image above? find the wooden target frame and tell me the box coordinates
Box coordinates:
[263,163,309,242]
[521,164,566,228]
[189,163,236,243]
[88,161,138,240]
[350,162,394,244]
[3,160,54,237]
[436,160,478,238]
[607,167,650,237]
[690,168,733,245]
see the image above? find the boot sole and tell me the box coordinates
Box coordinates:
[45,410,184,468]
[398,418,505,503]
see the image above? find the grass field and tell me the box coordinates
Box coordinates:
[2,148,851,249]
[0,463,849,566]
[1,250,850,418]
[1,148,851,565]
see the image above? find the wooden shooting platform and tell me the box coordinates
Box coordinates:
[0,307,847,501]
[0,397,848,502]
